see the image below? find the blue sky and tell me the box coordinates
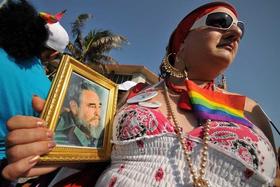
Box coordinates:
[29,0,280,147]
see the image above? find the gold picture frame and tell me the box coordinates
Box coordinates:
[40,55,118,163]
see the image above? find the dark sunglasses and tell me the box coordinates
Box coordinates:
[190,12,245,38]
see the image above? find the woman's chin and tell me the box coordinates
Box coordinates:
[213,53,233,67]
[216,49,235,63]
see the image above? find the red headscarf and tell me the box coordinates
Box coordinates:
[168,1,238,55]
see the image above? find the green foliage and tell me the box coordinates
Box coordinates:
[67,13,128,73]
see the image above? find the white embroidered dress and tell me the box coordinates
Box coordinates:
[96,104,276,187]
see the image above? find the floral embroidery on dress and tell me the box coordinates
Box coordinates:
[233,139,258,169]
[117,109,147,140]
[115,105,174,140]
[154,167,164,182]
[188,121,273,171]
[243,168,254,179]
[162,121,174,132]
[207,122,259,169]
[136,140,144,148]
[184,138,196,152]
[108,176,117,187]
[117,164,125,173]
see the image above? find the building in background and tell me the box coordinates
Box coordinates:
[99,64,159,106]
[47,60,159,86]
[104,64,158,85]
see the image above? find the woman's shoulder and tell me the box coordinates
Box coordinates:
[242,96,266,124]
[243,96,276,150]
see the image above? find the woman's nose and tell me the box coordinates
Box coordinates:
[227,23,243,40]
[221,23,243,44]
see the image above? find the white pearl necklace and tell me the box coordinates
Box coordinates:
[163,83,211,187]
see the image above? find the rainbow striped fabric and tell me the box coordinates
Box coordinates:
[185,80,253,128]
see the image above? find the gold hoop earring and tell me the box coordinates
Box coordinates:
[161,53,187,78]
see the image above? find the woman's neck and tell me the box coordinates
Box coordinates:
[168,76,213,89]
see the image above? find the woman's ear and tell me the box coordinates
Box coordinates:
[175,43,188,70]
[69,100,78,115]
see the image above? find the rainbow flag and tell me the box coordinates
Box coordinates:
[185,80,253,128]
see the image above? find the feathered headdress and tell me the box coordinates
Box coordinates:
[39,10,69,53]
[39,10,66,24]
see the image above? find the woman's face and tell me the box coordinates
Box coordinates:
[176,7,243,80]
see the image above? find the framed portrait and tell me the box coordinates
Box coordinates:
[40,55,118,163]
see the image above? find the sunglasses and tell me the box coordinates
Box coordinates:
[190,12,245,38]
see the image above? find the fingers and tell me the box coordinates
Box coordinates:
[6,96,46,131]
[32,95,45,112]
[2,155,40,181]
[6,115,46,131]
[2,156,59,181]
[6,128,53,147]
[2,96,57,181]
[6,140,56,163]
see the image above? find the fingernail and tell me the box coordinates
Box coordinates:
[32,94,39,98]
[36,120,47,127]
[48,141,56,150]
[46,130,53,139]
[29,155,40,165]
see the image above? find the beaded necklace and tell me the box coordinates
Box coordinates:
[163,83,211,187]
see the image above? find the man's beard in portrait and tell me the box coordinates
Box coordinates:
[75,116,102,139]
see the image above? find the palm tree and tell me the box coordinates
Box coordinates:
[67,13,127,74]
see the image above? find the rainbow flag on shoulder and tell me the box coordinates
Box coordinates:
[186,80,253,128]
